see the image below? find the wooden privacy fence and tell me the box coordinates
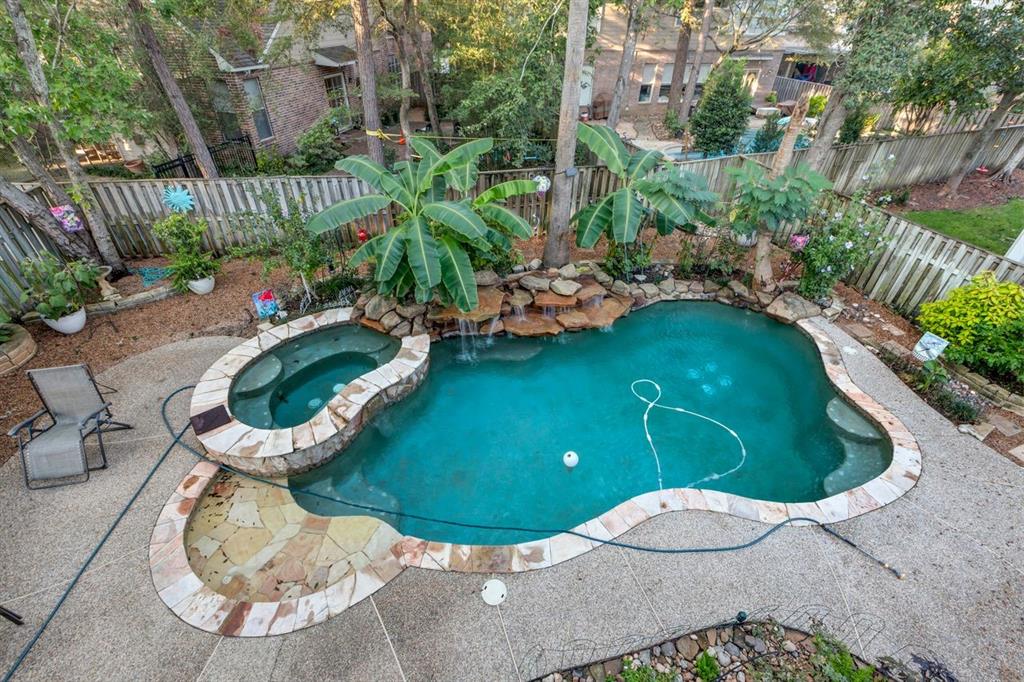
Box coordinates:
[3,123,1024,313]
[774,194,1024,315]
[771,76,832,104]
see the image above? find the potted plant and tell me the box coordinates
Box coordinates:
[153,213,220,294]
[19,253,101,334]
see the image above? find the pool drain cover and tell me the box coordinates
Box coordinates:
[480,579,507,606]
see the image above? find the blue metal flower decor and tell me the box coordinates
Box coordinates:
[162,186,195,213]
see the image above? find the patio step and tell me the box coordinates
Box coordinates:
[823,438,890,497]
[826,397,882,443]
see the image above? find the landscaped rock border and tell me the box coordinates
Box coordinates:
[190,306,430,477]
[153,265,921,638]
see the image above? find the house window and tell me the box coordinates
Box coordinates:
[210,80,242,140]
[324,74,348,109]
[638,63,656,103]
[386,54,400,73]
[683,63,713,84]
[243,78,273,140]
[657,63,674,103]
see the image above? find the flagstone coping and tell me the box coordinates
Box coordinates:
[189,306,430,477]
[153,310,920,637]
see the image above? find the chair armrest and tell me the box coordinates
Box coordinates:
[77,402,113,430]
[7,409,48,437]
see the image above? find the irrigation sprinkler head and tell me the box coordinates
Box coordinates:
[481,579,507,606]
[563,450,579,469]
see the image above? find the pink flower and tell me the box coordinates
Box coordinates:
[789,234,810,252]
[50,205,84,233]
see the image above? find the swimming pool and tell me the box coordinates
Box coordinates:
[289,303,892,545]
[228,325,398,429]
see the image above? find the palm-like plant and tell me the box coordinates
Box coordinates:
[572,123,718,249]
[306,137,537,311]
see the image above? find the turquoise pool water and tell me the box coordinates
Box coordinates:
[229,325,399,429]
[289,303,891,544]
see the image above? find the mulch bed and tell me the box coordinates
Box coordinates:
[833,284,1024,465]
[0,258,292,467]
[884,167,1024,213]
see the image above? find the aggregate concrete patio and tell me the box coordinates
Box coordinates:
[0,322,1022,681]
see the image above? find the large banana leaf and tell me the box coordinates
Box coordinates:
[336,156,390,189]
[424,175,447,203]
[374,227,407,282]
[415,137,492,192]
[472,179,538,206]
[573,192,614,248]
[378,173,413,210]
[577,124,628,176]
[410,138,442,189]
[437,235,478,311]
[404,216,441,289]
[611,187,643,243]
[348,233,382,268]
[642,189,696,226]
[625,149,663,181]
[422,201,488,241]
[306,194,391,234]
[445,162,480,194]
[479,204,531,239]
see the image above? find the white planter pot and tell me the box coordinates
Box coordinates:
[187,276,216,295]
[43,307,87,335]
[732,231,758,247]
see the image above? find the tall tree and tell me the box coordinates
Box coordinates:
[665,0,694,116]
[3,0,127,273]
[127,0,219,178]
[993,137,1024,184]
[606,0,654,130]
[543,0,589,267]
[352,0,385,164]
[938,1,1024,196]
[678,0,714,124]
[405,0,440,134]
[378,1,414,155]
[0,176,98,261]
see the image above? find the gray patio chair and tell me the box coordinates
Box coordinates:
[7,364,131,489]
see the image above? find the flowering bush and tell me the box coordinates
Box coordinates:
[795,203,883,300]
[49,205,84,232]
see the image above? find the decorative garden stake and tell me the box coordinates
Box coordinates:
[357,227,369,243]
[162,186,195,213]
[532,174,551,196]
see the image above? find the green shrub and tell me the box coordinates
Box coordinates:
[838,102,874,144]
[690,59,753,156]
[811,632,874,682]
[0,309,13,343]
[663,109,686,138]
[19,253,101,319]
[917,272,1024,386]
[621,658,673,682]
[796,201,883,300]
[295,110,346,173]
[152,213,220,292]
[726,161,831,238]
[807,94,828,118]
[604,240,652,281]
[765,91,778,105]
[694,650,720,682]
[83,163,140,179]
[678,235,745,282]
[749,113,785,153]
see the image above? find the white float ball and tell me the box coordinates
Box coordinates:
[563,450,579,468]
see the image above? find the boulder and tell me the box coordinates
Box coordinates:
[755,291,775,307]
[508,288,534,308]
[610,280,631,296]
[411,315,428,336]
[396,302,426,319]
[580,297,629,328]
[502,310,563,336]
[550,278,582,296]
[640,283,660,298]
[429,286,505,322]
[556,311,590,330]
[533,291,578,308]
[364,294,397,321]
[658,278,676,295]
[527,258,543,270]
[379,310,402,330]
[556,263,578,279]
[360,317,387,333]
[474,269,502,287]
[519,275,551,292]
[703,279,721,293]
[728,280,750,298]
[389,320,411,337]
[594,269,613,285]
[765,292,822,324]
[576,282,608,304]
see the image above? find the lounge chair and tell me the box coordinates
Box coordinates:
[7,364,131,489]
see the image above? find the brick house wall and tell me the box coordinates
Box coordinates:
[247,63,332,154]
[589,4,792,122]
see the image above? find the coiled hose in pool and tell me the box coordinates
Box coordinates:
[1,385,899,682]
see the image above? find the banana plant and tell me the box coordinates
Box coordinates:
[306,137,537,311]
[572,123,718,248]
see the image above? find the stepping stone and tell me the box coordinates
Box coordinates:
[844,323,875,341]
[1009,444,1024,463]
[988,413,1022,437]
[880,340,910,357]
[958,423,995,441]
[881,323,906,337]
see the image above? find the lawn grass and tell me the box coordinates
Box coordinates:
[905,199,1024,255]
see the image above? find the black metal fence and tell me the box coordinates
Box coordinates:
[152,136,257,179]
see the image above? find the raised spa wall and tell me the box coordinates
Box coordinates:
[190,306,430,477]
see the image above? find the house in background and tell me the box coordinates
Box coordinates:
[585,4,828,123]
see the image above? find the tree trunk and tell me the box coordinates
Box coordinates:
[606,3,639,131]
[352,0,385,165]
[804,91,847,173]
[5,0,127,275]
[8,134,102,260]
[395,34,414,159]
[0,177,99,262]
[406,0,441,135]
[679,0,714,124]
[992,135,1024,183]
[542,0,588,268]
[666,3,692,117]
[127,0,219,179]
[770,96,808,178]
[943,91,1017,196]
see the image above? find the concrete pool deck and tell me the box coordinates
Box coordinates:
[1,323,1022,680]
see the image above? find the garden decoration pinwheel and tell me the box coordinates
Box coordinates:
[162,186,195,213]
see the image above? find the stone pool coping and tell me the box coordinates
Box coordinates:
[189,307,430,477]
[151,309,921,637]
